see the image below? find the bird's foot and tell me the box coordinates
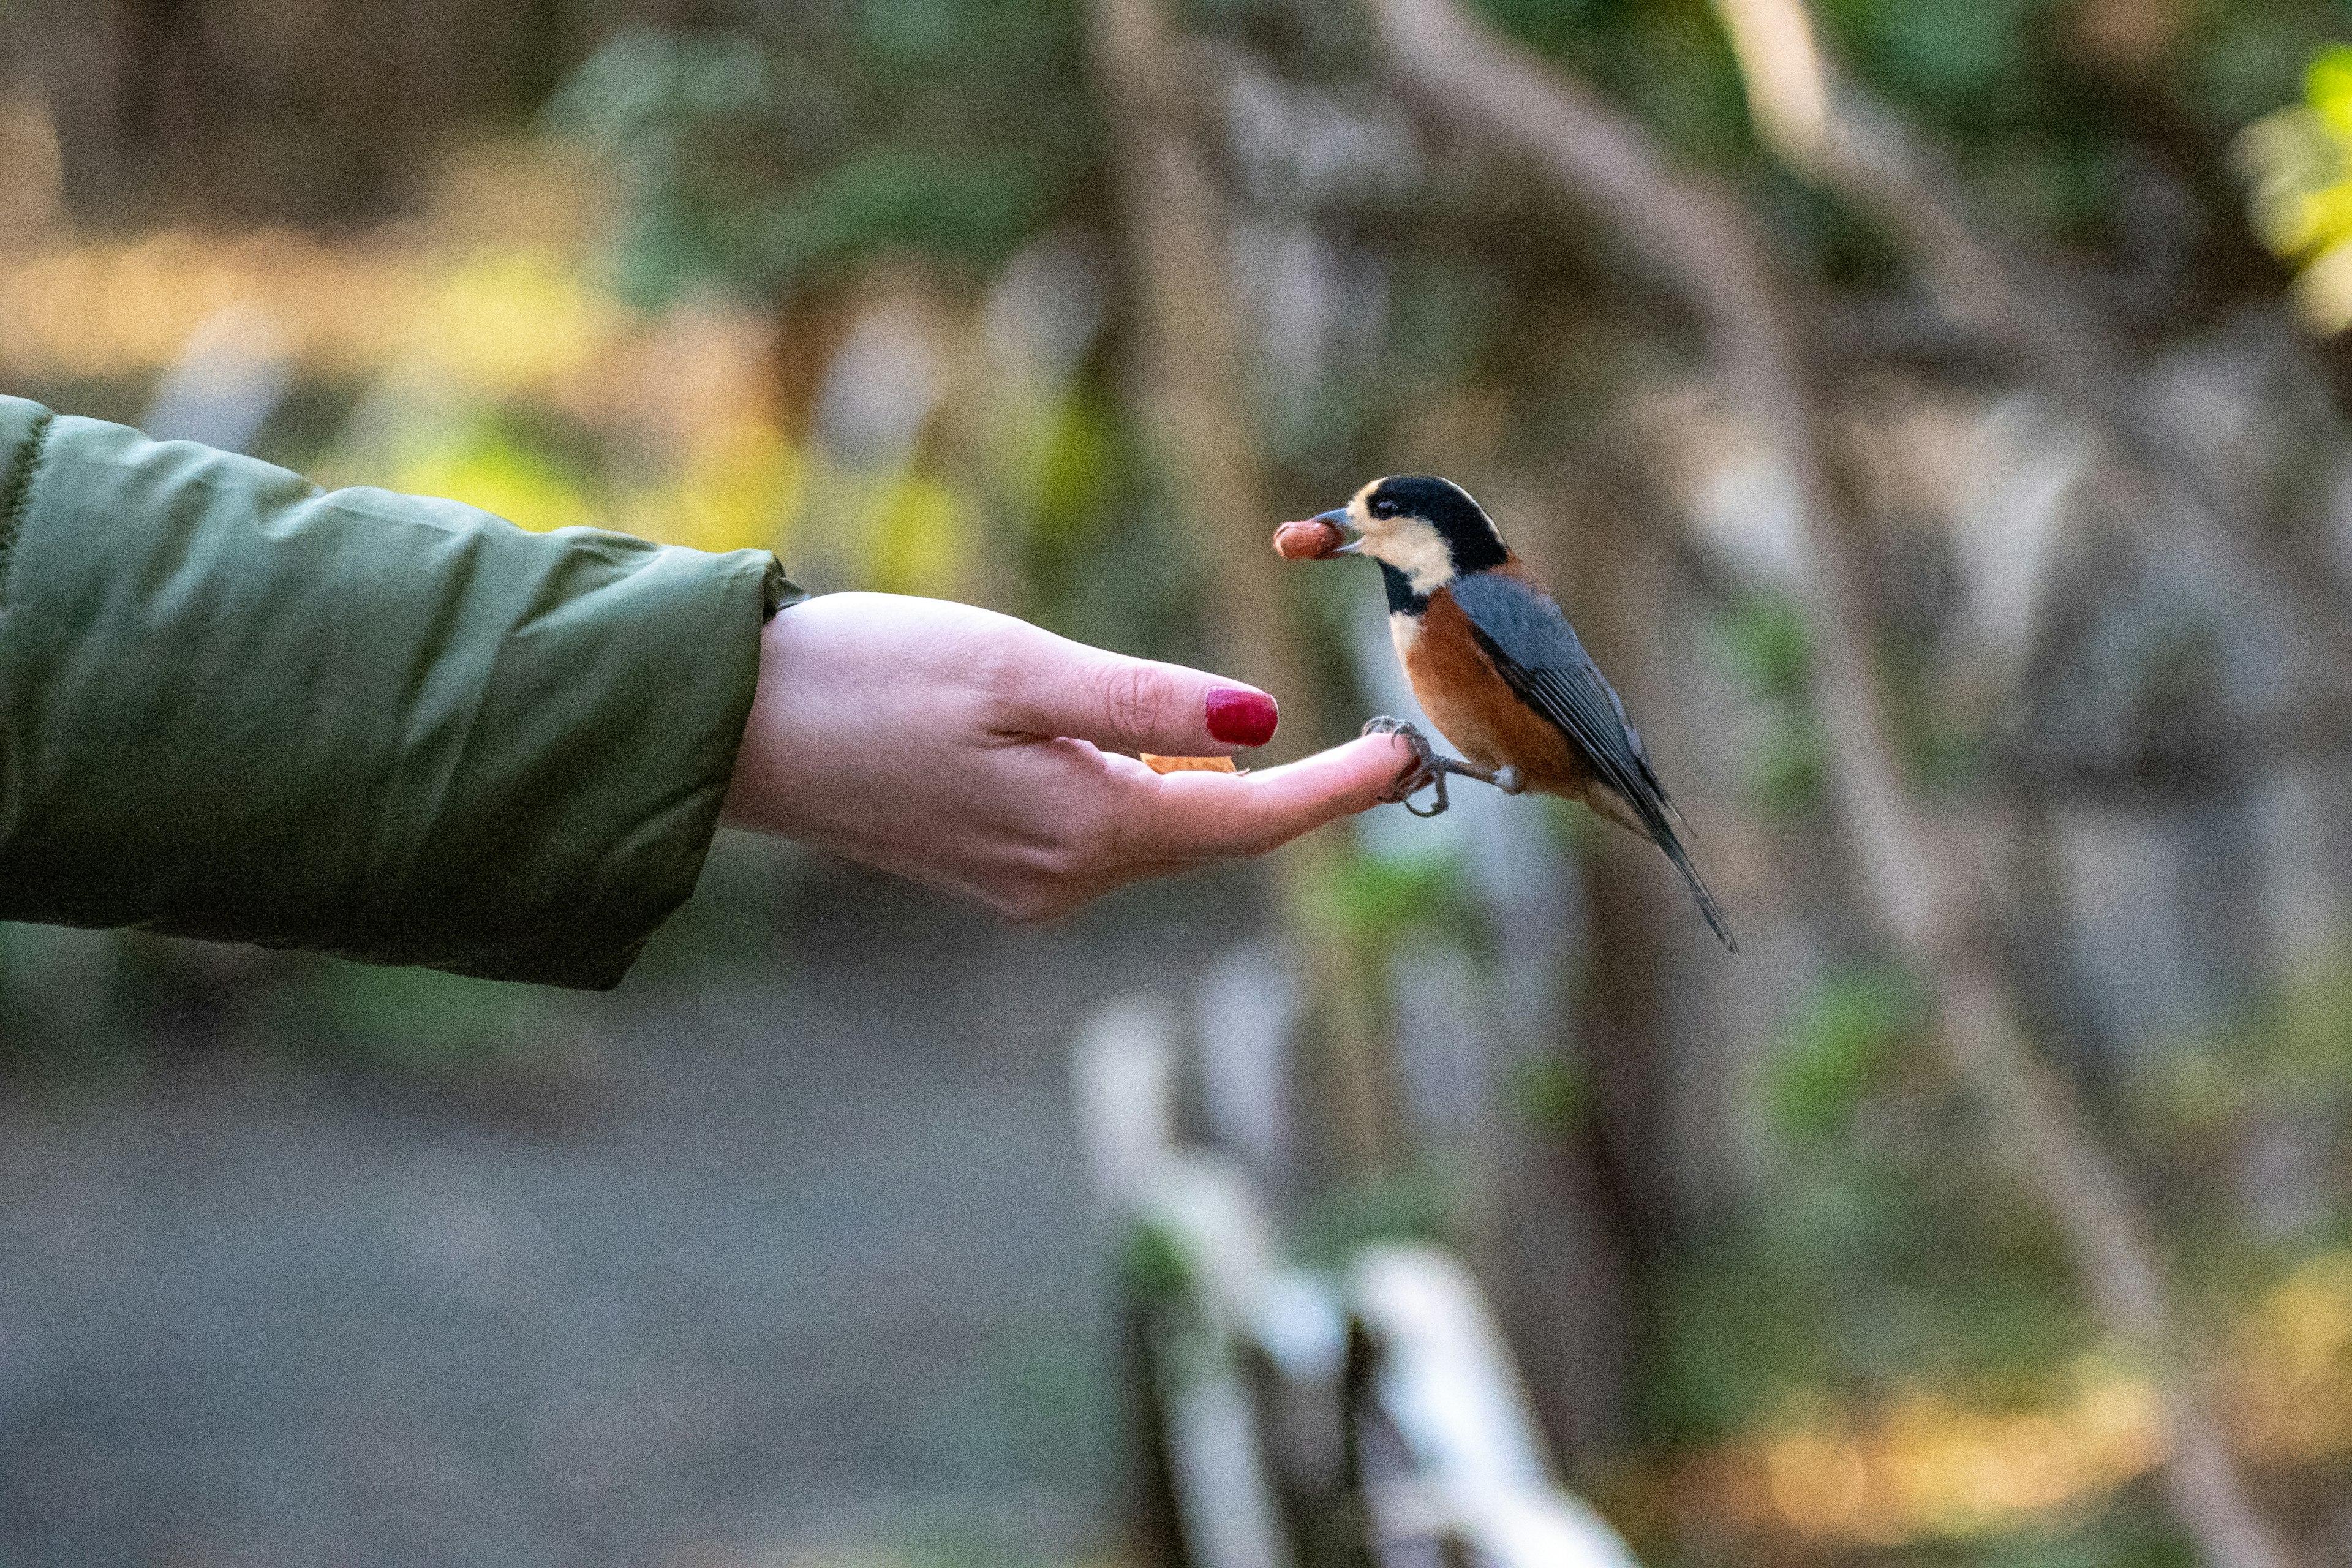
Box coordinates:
[1364,716,1449,816]
[1361,718,1525,817]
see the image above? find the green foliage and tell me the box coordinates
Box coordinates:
[1770,963,1926,1139]
[1122,1219,1197,1305]
[1747,718,1830,813]
[750,146,1046,287]
[1798,1500,2198,1568]
[1817,0,2048,119]
[1012,396,1185,649]
[1714,594,1829,813]
[1482,0,2352,286]
[1716,590,1809,696]
[1645,1235,1836,1441]
[1651,962,2100,1451]
[548,6,1097,306]
[2130,944,2352,1255]
[2241,39,2352,328]
[1295,1164,1461,1266]
[1504,1052,1591,1131]
[2144,944,2352,1121]
[1023,434,1212,666]
[543,27,791,303]
[1025,398,1123,547]
[1814,0,2352,258]
[263,960,563,1074]
[1477,0,1754,164]
[1475,0,1604,58]
[1649,1149,2091,1448]
[2250,943,2352,1084]
[1965,1508,2196,1568]
[1316,847,1482,950]
[2199,9,2344,125]
[541,11,1181,641]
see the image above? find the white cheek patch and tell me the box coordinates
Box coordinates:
[1365,518,1456,595]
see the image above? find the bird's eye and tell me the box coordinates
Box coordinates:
[1370,497,1398,519]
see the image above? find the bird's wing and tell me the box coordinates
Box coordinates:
[1446,572,1672,821]
[1449,571,1736,951]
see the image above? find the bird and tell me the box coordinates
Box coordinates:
[1280,475,1736,952]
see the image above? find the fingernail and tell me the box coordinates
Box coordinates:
[1205,687,1279,747]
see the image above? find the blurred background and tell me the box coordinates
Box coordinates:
[4,0,2352,1564]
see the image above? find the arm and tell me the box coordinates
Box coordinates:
[0,395,783,989]
[0,397,1410,986]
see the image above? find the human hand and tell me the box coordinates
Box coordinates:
[720,592,1417,921]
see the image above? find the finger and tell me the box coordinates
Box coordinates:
[1135,733,1419,859]
[993,631,1280,756]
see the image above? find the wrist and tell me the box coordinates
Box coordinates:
[721,609,798,837]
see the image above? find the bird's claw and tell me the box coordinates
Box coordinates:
[1363,716,1451,817]
[1362,717,1528,816]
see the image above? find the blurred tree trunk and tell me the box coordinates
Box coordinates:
[1365,2,2300,1564]
[1085,0,1400,1181]
[1558,438,1770,1237]
[1546,473,1694,1467]
[1711,0,2352,837]
[1711,0,2352,1077]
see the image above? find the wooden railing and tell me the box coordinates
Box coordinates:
[1074,997,1641,1568]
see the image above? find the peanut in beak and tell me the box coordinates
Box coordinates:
[1271,518,1349,560]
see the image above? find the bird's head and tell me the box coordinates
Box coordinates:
[1298,475,1509,597]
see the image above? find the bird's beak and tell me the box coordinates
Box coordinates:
[1311,507,1361,556]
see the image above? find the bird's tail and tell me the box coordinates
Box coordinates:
[1653,827,1738,953]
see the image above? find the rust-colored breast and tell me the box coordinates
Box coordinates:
[1401,586,1599,802]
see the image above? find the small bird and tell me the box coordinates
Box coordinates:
[1281,475,1736,951]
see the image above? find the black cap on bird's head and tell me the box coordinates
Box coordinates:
[1300,476,1509,604]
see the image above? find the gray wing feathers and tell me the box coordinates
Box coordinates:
[1449,573,1735,951]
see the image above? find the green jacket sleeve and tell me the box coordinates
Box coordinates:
[0,395,805,989]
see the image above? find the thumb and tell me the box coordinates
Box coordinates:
[996,634,1280,755]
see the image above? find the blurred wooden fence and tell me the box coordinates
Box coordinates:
[1074,996,1640,1568]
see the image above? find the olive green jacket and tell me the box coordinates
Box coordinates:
[0,396,803,989]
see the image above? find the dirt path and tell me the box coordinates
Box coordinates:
[1,850,1254,1567]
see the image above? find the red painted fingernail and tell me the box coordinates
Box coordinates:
[1205,687,1279,747]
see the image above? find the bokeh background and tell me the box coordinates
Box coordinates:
[4,1,2352,1564]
